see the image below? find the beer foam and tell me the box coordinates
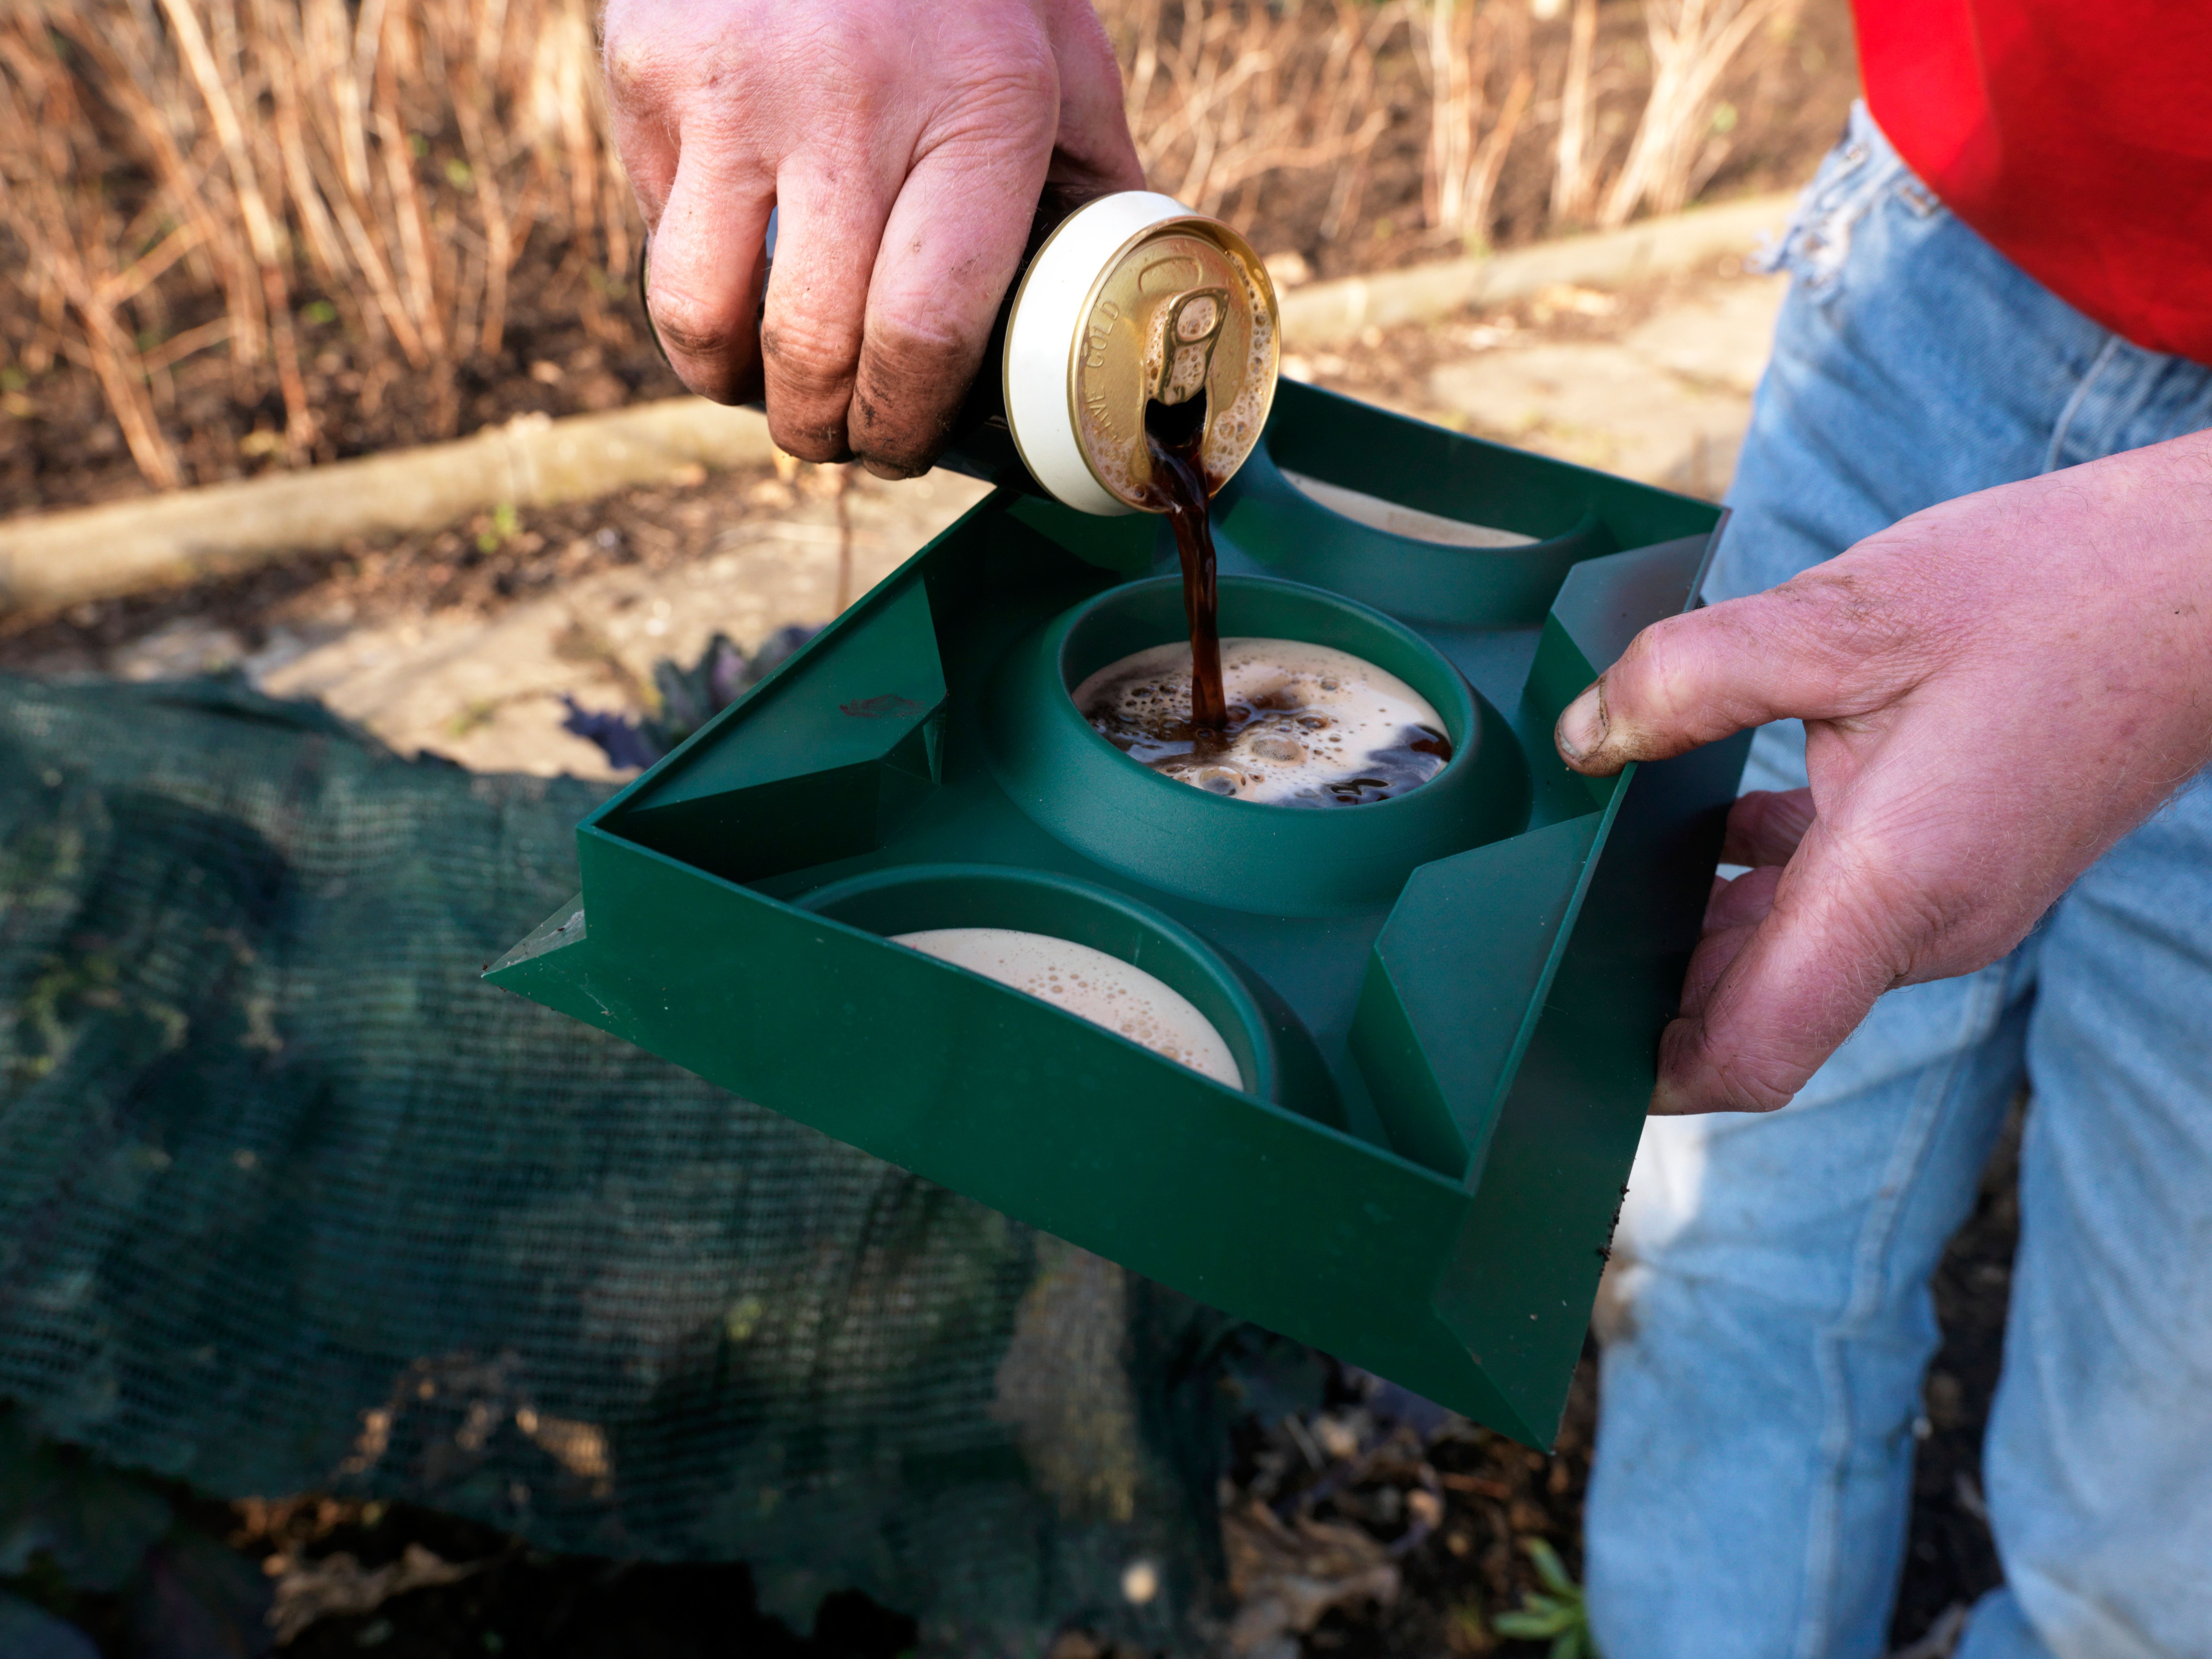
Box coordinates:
[1072,637,1453,806]
[889,927,1242,1088]
[1201,248,1275,474]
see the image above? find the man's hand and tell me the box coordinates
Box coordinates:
[1555,431,2212,1114]
[603,0,1143,477]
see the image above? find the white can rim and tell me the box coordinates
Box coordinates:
[1001,192,1192,518]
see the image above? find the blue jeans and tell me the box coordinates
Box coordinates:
[1584,105,2212,1659]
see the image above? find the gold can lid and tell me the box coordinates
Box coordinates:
[1060,214,1280,511]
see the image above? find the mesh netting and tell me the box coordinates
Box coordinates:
[0,673,1226,1653]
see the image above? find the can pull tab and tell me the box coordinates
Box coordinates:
[1156,288,1231,407]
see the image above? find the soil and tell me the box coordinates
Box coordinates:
[248,1505,921,1659]
[1269,1351,1609,1659]
[0,261,690,518]
[9,1487,918,1659]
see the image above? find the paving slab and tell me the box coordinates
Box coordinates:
[1425,273,1787,497]
[71,469,991,780]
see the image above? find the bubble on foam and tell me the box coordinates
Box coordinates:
[1199,247,1275,483]
[889,927,1243,1089]
[1072,638,1453,807]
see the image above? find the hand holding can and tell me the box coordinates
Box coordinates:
[602,0,1144,478]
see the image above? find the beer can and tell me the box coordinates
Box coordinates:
[1001,192,1280,515]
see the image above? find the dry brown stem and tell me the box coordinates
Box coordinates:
[1110,0,1409,232]
[1424,0,1532,245]
[1598,0,1799,226]
[0,33,184,485]
[0,0,632,486]
[1551,0,1601,221]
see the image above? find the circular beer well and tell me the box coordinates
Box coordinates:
[890,929,1240,1087]
[1071,636,1455,807]
[986,575,1532,915]
[798,864,1274,1097]
[1215,429,1615,628]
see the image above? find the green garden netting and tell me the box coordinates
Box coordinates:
[0,673,1229,1654]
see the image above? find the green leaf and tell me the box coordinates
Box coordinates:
[1495,1540,1599,1659]
[1523,1536,1577,1596]
[1495,1598,1575,1638]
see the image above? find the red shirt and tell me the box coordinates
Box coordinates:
[1855,1,2212,365]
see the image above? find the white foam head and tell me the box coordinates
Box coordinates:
[1071,637,1452,805]
[890,927,1243,1089]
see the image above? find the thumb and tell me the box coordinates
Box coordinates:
[1554,572,1916,776]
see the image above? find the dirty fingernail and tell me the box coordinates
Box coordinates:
[1556,680,1607,762]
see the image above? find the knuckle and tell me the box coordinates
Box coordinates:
[946,22,1059,100]
[761,311,861,401]
[865,305,978,370]
[955,54,1060,123]
[1800,835,1949,977]
[602,15,677,103]
[1613,615,1706,731]
[851,313,988,469]
[1888,876,1996,968]
[649,288,746,364]
[603,37,648,98]
[914,44,1061,156]
[1773,565,1927,684]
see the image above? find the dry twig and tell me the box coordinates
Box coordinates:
[0,0,631,486]
[1598,0,1799,226]
[1423,0,1533,246]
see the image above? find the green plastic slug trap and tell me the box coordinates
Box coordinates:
[488,382,1749,1447]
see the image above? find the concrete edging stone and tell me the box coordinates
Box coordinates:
[0,190,1794,614]
[1277,189,1791,344]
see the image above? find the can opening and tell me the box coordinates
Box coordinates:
[1144,385,1210,453]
